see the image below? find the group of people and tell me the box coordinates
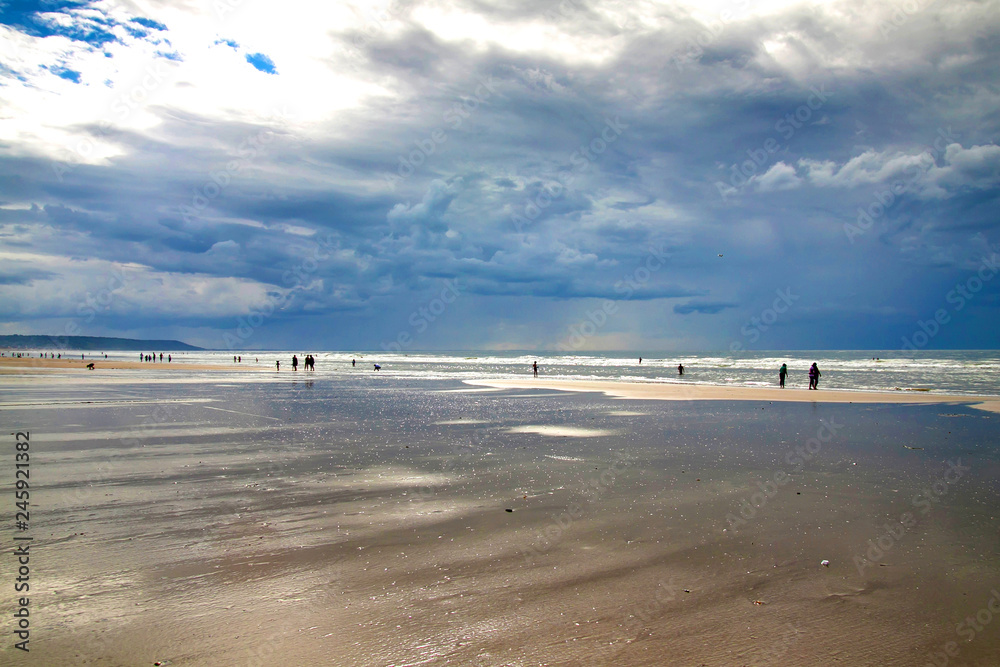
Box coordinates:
[778,362,822,389]
[285,354,317,371]
[530,359,823,389]
[140,353,169,362]
[277,356,383,371]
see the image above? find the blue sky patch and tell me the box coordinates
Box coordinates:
[0,0,119,47]
[131,17,166,31]
[47,65,81,83]
[245,52,277,74]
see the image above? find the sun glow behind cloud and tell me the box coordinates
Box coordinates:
[0,0,391,165]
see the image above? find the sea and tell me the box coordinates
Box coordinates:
[42,349,1000,397]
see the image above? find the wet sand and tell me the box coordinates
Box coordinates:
[2,372,999,665]
[0,357,252,373]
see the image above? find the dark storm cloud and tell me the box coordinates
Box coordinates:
[1,0,998,348]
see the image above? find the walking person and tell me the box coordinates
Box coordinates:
[532,361,538,377]
[292,354,298,371]
[779,363,787,388]
[808,362,820,390]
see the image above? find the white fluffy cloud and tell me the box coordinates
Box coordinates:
[752,162,802,192]
[799,143,1000,198]
[0,251,289,319]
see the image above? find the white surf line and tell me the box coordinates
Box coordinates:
[198,405,284,421]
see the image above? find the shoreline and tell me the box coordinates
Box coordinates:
[0,357,253,373]
[464,377,1000,413]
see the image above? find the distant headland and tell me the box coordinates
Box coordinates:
[0,335,203,351]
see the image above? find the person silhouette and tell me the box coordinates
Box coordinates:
[808,363,820,390]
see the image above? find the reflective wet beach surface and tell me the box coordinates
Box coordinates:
[2,372,999,665]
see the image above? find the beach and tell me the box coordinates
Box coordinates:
[0,356,254,373]
[466,377,1000,414]
[2,364,999,665]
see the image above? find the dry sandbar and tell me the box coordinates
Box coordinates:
[465,377,1000,413]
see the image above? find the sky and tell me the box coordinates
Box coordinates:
[0,0,998,352]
